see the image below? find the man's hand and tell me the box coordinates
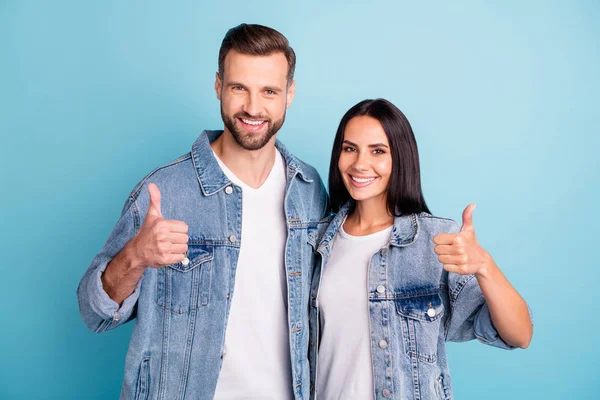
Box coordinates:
[433,204,492,276]
[130,183,189,268]
[101,183,189,305]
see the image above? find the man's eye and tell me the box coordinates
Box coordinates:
[233,86,244,91]
[265,90,275,95]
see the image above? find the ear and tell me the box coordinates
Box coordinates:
[286,80,296,108]
[215,72,222,100]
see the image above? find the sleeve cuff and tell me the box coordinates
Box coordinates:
[474,302,517,350]
[88,259,141,325]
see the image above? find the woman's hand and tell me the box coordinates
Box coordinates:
[433,204,492,277]
[433,204,533,348]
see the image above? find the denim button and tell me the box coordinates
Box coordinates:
[379,340,388,349]
[381,247,388,256]
[382,389,391,398]
[376,285,386,294]
[225,186,233,194]
[427,307,436,318]
[182,257,190,266]
[229,235,237,243]
[113,311,121,322]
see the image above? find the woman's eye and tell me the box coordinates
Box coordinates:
[343,146,356,152]
[373,149,385,155]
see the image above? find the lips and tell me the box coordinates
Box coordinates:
[238,117,268,132]
[348,174,378,188]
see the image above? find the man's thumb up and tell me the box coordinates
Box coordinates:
[147,183,163,219]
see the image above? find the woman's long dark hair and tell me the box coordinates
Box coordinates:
[328,98,431,216]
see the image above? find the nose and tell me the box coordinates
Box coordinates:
[242,92,262,117]
[352,151,369,172]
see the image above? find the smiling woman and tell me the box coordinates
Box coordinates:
[309,98,533,399]
[329,99,430,218]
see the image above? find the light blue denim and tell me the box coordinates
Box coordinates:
[77,130,329,400]
[309,202,524,400]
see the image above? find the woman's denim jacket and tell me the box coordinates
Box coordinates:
[309,202,520,400]
[77,130,329,400]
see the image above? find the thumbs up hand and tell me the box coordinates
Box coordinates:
[433,204,492,276]
[130,183,189,268]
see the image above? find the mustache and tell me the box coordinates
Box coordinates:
[234,112,270,121]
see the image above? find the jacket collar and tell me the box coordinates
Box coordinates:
[191,130,313,195]
[317,200,420,256]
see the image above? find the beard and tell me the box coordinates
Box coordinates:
[221,106,285,151]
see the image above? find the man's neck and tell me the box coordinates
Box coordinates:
[210,130,277,189]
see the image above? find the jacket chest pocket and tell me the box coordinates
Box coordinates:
[156,244,213,314]
[395,291,445,364]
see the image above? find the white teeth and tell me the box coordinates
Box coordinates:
[351,176,375,183]
[241,119,265,125]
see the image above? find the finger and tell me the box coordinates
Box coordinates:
[165,220,189,233]
[433,233,457,245]
[442,264,460,273]
[147,183,163,219]
[460,203,476,233]
[165,232,189,244]
[443,264,470,274]
[437,254,467,265]
[156,253,186,267]
[169,243,188,254]
[434,245,463,256]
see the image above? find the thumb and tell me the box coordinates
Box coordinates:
[460,203,476,232]
[147,183,163,219]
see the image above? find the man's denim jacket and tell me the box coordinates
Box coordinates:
[309,202,523,400]
[77,130,329,400]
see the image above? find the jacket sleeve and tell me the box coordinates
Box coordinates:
[76,197,143,333]
[444,273,517,350]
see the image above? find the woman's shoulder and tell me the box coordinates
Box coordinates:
[414,212,460,235]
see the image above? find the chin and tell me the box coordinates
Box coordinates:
[348,191,374,202]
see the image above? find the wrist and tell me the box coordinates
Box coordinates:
[102,243,146,305]
[123,238,147,271]
[474,251,497,280]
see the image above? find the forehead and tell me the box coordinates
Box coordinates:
[344,116,389,144]
[222,50,288,86]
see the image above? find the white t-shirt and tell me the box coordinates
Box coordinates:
[316,222,393,400]
[213,149,293,400]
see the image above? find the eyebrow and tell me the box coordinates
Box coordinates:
[263,85,283,93]
[226,82,283,93]
[343,139,389,148]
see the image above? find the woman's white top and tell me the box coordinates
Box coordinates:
[317,222,393,399]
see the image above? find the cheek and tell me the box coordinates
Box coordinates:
[338,154,350,174]
[222,93,243,110]
[267,99,287,117]
[375,159,393,179]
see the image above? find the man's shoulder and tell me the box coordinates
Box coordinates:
[128,153,194,201]
[277,146,322,184]
[293,156,322,183]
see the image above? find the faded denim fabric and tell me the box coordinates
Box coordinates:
[77,130,329,400]
[309,202,523,400]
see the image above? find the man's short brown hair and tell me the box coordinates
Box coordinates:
[218,24,296,85]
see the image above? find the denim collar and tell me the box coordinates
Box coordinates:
[317,201,420,256]
[191,130,313,195]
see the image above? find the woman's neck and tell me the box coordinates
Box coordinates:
[344,197,394,236]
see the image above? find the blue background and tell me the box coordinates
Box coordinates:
[1,1,598,398]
